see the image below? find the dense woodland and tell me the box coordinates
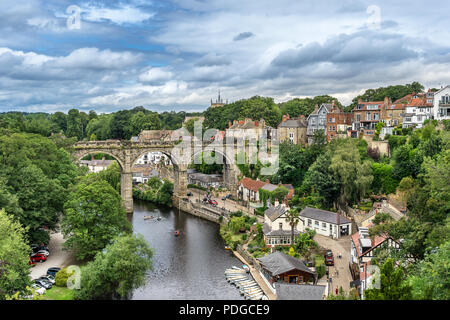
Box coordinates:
[0,81,449,300]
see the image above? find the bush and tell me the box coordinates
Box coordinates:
[242,234,248,241]
[316,264,326,279]
[55,268,74,287]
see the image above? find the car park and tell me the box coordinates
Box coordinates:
[46,267,61,277]
[30,253,47,263]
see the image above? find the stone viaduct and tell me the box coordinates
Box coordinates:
[72,139,240,213]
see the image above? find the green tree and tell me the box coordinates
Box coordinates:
[130,111,162,136]
[229,216,246,234]
[285,209,300,244]
[61,177,131,260]
[0,209,31,299]
[74,234,153,300]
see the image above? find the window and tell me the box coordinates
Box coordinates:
[289,132,294,143]
[322,222,327,229]
[373,113,379,120]
[366,112,371,121]
[315,221,319,227]
[356,114,361,122]
[279,222,283,230]
[308,219,312,227]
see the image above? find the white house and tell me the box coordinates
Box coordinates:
[79,158,113,173]
[350,227,401,299]
[135,151,172,166]
[402,92,434,129]
[263,204,300,247]
[432,85,450,120]
[298,207,352,239]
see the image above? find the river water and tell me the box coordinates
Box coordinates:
[129,200,244,300]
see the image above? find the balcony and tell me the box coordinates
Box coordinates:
[439,101,450,107]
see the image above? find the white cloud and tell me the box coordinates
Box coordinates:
[139,67,173,83]
[80,3,155,25]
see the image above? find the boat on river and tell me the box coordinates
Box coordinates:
[144,215,153,220]
[174,230,180,236]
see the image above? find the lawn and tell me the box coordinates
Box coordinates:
[39,286,75,300]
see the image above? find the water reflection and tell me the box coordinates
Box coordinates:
[130,200,243,300]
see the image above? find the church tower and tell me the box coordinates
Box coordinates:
[210,90,226,108]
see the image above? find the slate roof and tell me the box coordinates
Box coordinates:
[260,183,278,192]
[264,205,287,221]
[299,207,351,224]
[263,223,300,236]
[278,119,307,128]
[275,283,326,300]
[257,251,315,277]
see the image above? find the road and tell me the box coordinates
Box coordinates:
[313,234,352,295]
[29,231,77,280]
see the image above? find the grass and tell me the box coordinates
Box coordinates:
[39,286,75,300]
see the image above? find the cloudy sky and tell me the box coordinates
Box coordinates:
[0,0,449,113]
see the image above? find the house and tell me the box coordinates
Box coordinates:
[135,151,172,166]
[401,92,434,128]
[226,118,272,140]
[298,207,352,239]
[325,105,352,141]
[432,85,450,120]
[350,227,401,299]
[132,164,159,184]
[79,157,113,173]
[257,251,317,294]
[263,204,300,247]
[188,172,222,189]
[275,283,326,300]
[352,97,390,136]
[382,103,405,128]
[307,103,332,144]
[237,177,294,205]
[277,114,308,145]
[237,177,267,202]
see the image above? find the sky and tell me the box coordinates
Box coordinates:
[0,0,449,113]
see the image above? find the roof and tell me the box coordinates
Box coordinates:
[351,231,392,258]
[278,118,307,128]
[263,223,300,236]
[260,183,278,192]
[299,207,351,225]
[257,251,315,277]
[264,205,287,221]
[238,177,266,192]
[189,173,222,183]
[80,159,113,167]
[275,283,326,300]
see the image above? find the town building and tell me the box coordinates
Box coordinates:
[307,103,332,144]
[263,204,299,247]
[188,172,223,189]
[226,118,272,140]
[277,114,308,145]
[132,164,159,184]
[382,103,405,128]
[79,157,113,173]
[352,97,390,136]
[237,177,266,203]
[135,151,172,166]
[432,85,450,120]
[350,227,401,299]
[401,92,434,128]
[298,207,352,239]
[258,251,317,294]
[325,106,352,141]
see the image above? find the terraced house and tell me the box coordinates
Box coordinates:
[277,114,308,145]
[325,105,352,141]
[401,92,434,128]
[352,97,390,136]
[307,103,332,143]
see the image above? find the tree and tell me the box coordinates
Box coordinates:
[130,111,162,136]
[229,216,246,234]
[285,209,300,244]
[61,177,132,260]
[97,161,121,192]
[74,234,153,300]
[0,209,31,299]
[371,163,399,194]
[408,240,450,300]
[271,186,289,203]
[66,109,83,140]
[365,258,412,300]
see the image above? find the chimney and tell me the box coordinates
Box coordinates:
[358,98,363,104]
[384,96,389,105]
[91,155,94,161]
[332,100,336,107]
[282,115,287,122]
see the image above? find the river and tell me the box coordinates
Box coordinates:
[129,200,244,300]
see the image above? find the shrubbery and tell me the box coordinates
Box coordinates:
[55,268,75,287]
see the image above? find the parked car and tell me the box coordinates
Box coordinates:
[222,194,232,200]
[30,284,46,295]
[324,250,334,266]
[30,253,47,263]
[31,244,49,254]
[38,274,55,284]
[46,267,61,277]
[208,199,218,207]
[28,258,36,266]
[35,279,52,290]
[36,250,50,257]
[187,192,193,196]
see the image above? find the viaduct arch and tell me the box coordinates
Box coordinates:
[72,139,239,213]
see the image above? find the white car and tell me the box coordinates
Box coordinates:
[38,274,55,284]
[31,284,46,295]
[36,250,50,257]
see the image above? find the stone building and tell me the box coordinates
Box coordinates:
[325,106,352,141]
[352,97,390,136]
[277,114,308,145]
